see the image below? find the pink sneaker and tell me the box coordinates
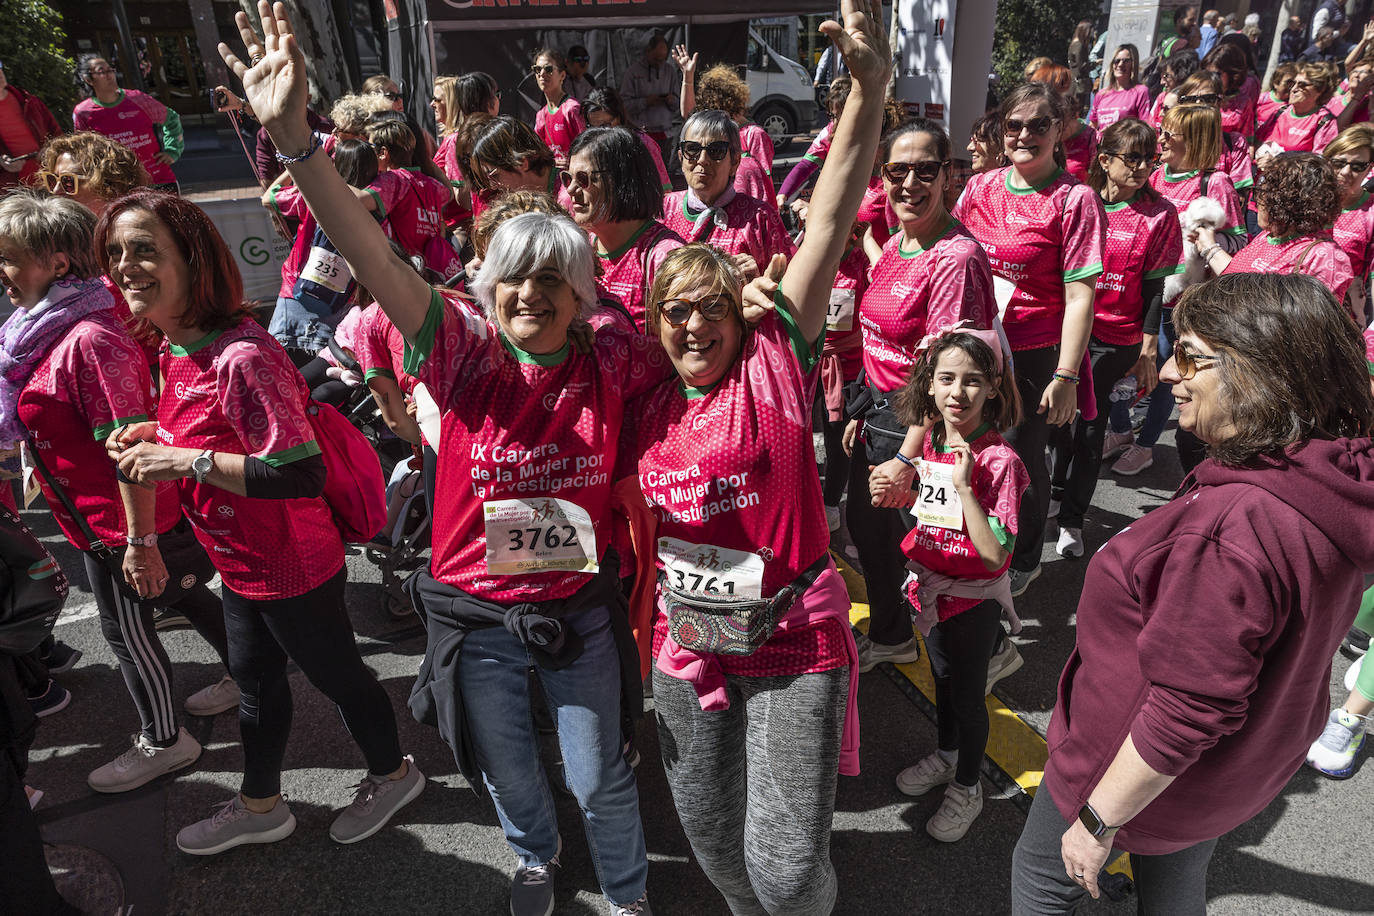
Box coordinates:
[1102,429,1134,461]
[1111,444,1154,476]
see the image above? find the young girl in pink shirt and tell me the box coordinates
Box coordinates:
[531,49,585,169]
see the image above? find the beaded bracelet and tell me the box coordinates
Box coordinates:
[274,132,322,166]
[1052,371,1080,384]
[894,452,916,468]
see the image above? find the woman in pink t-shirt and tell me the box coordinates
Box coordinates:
[531,48,585,169]
[581,87,673,192]
[1256,63,1342,154]
[636,14,890,907]
[1203,42,1258,139]
[565,126,683,330]
[675,54,779,204]
[1090,44,1152,135]
[99,190,422,856]
[1324,125,1374,321]
[468,115,570,212]
[432,72,501,224]
[1030,63,1097,182]
[951,81,1105,595]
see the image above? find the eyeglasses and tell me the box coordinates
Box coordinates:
[89,67,116,76]
[881,160,949,183]
[1291,79,1315,90]
[570,56,590,64]
[678,140,732,162]
[1112,58,1133,68]
[1004,116,1055,136]
[1329,156,1373,173]
[559,168,610,189]
[531,65,558,76]
[1109,152,1156,169]
[657,295,735,328]
[1160,129,1177,143]
[36,171,87,195]
[1179,92,1220,105]
[1174,345,1221,379]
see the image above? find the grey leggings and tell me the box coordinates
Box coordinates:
[652,665,847,916]
[1011,777,1218,915]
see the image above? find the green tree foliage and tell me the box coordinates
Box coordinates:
[991,0,1103,101]
[0,1,78,129]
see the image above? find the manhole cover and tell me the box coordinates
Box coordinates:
[45,843,124,913]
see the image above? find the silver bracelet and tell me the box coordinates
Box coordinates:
[1200,244,1221,261]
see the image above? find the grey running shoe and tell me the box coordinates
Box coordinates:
[610,897,653,915]
[184,675,240,716]
[1008,565,1041,598]
[510,843,561,916]
[330,755,426,844]
[88,728,201,793]
[176,795,296,855]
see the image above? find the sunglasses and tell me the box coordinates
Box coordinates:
[1004,116,1055,136]
[379,90,402,101]
[657,295,735,328]
[531,65,558,76]
[1112,59,1133,67]
[881,160,949,183]
[1329,156,1373,173]
[559,168,610,189]
[1291,80,1315,89]
[570,56,590,64]
[1179,92,1220,105]
[36,171,87,195]
[678,140,732,162]
[1109,152,1156,169]
[1174,345,1221,379]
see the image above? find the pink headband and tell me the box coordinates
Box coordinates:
[916,321,1006,376]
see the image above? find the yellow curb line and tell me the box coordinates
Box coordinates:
[835,553,1132,879]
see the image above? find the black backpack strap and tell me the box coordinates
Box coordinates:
[26,445,113,560]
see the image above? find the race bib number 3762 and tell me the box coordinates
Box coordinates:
[484,498,598,575]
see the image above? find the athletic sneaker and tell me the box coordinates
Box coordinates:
[895,750,956,796]
[28,679,70,717]
[330,755,426,844]
[1111,444,1154,476]
[610,897,653,915]
[1056,527,1084,559]
[152,608,190,631]
[1346,655,1365,693]
[184,675,240,716]
[857,635,921,672]
[1344,626,1370,658]
[927,782,983,842]
[88,728,202,793]
[825,505,841,533]
[985,640,1024,694]
[511,843,561,916]
[1102,429,1134,461]
[39,640,82,674]
[1305,708,1367,779]
[176,795,297,855]
[1008,565,1041,598]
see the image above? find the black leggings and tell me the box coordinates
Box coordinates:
[1003,346,1059,573]
[845,409,917,647]
[822,415,849,507]
[84,551,229,743]
[1049,337,1142,529]
[924,599,1003,787]
[222,566,402,798]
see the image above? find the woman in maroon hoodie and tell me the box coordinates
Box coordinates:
[1011,271,1374,914]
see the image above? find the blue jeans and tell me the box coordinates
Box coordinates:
[269,294,346,354]
[1110,312,1176,447]
[457,602,647,906]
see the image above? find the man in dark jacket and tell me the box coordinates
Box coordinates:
[1280,15,1309,62]
[0,61,61,191]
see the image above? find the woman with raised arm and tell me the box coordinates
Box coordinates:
[221,6,668,913]
[631,4,888,913]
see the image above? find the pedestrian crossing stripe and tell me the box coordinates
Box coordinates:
[835,553,1133,880]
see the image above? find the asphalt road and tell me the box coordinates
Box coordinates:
[24,426,1373,915]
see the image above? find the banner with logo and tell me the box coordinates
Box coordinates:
[197,196,291,305]
[426,0,833,28]
[893,0,996,167]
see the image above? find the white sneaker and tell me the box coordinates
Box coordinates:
[185,675,240,716]
[1345,654,1364,693]
[1102,429,1134,461]
[926,782,983,842]
[1056,527,1084,558]
[1305,708,1367,779]
[857,635,921,673]
[895,750,956,796]
[985,640,1024,695]
[825,505,841,533]
[88,728,202,793]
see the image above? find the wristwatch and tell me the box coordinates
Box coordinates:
[125,533,158,547]
[1078,802,1121,841]
[191,449,216,484]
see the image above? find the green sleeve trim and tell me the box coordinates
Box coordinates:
[92,414,149,442]
[803,152,823,164]
[988,516,1015,553]
[402,288,445,377]
[1063,263,1103,282]
[661,181,673,192]
[771,283,822,373]
[258,440,323,467]
[366,187,386,219]
[1234,177,1254,190]
[1367,358,1374,378]
[1222,226,1248,236]
[1144,264,1185,279]
[267,186,284,220]
[158,107,184,161]
[364,367,397,382]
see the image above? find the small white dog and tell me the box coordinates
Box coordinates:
[1165,195,1229,304]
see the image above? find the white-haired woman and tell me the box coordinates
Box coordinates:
[219,6,669,913]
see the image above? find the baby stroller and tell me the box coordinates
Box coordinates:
[366,459,432,620]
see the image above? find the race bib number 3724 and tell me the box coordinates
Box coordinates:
[483,498,598,575]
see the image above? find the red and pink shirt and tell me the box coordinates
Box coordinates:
[405,290,671,602]
[535,95,585,166]
[72,90,177,184]
[1090,83,1152,133]
[901,425,1028,621]
[1063,121,1098,183]
[859,220,997,391]
[1219,132,1255,193]
[1256,89,1287,129]
[739,123,776,175]
[1363,326,1374,375]
[825,243,868,383]
[1221,76,1259,139]
[157,320,344,599]
[19,312,180,550]
[952,167,1106,351]
[1094,192,1183,345]
[1257,105,1340,152]
[734,153,777,206]
[1149,167,1247,244]
[270,178,403,299]
[800,120,835,166]
[386,167,450,260]
[1223,232,1356,305]
[592,220,685,331]
[662,190,795,269]
[1333,190,1374,281]
[356,302,415,394]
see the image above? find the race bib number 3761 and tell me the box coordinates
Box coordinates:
[484,498,598,575]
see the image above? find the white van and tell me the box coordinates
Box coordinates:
[746,26,820,153]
